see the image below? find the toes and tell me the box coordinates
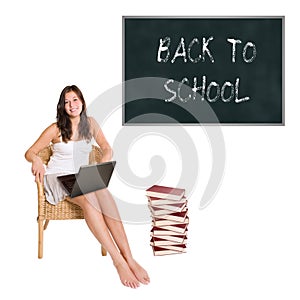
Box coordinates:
[139,277,150,285]
[145,278,150,284]
[123,279,140,289]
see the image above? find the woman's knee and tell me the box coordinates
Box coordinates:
[68,193,102,212]
[67,195,89,208]
[85,192,102,211]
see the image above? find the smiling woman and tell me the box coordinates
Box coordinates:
[24,85,150,288]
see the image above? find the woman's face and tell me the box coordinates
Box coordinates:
[64,91,83,118]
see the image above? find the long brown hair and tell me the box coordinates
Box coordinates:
[56,85,92,142]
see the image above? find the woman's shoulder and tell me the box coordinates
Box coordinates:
[88,116,100,128]
[42,123,60,140]
[88,116,96,123]
[46,122,59,133]
[88,116,101,138]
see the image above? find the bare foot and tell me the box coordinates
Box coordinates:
[126,258,150,285]
[114,260,140,289]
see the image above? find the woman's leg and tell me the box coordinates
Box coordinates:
[67,195,140,288]
[87,189,150,285]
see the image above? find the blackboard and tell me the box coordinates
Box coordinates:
[122,16,284,125]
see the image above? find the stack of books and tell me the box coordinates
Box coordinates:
[146,185,189,256]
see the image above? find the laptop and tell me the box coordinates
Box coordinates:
[57,161,116,198]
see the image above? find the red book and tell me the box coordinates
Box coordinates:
[160,244,186,252]
[148,202,187,214]
[152,245,186,256]
[150,236,187,246]
[146,185,185,200]
[152,216,189,227]
[151,226,188,236]
[149,205,188,216]
[152,210,188,222]
[147,196,187,205]
[158,223,188,234]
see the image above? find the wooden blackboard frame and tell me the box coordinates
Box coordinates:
[122,16,285,125]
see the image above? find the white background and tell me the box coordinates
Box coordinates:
[1,1,299,299]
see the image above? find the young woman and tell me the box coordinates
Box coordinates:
[25,85,150,289]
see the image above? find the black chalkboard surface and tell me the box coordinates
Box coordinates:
[123,16,284,125]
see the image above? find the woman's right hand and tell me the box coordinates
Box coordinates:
[31,156,45,183]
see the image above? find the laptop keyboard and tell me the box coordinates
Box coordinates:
[61,177,76,193]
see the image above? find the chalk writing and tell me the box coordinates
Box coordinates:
[157,36,215,64]
[158,36,255,103]
[164,76,250,103]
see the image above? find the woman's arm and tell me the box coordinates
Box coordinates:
[89,117,113,163]
[25,123,58,182]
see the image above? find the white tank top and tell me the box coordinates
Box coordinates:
[45,139,93,175]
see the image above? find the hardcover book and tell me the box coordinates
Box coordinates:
[152,245,187,256]
[150,232,187,243]
[146,185,185,200]
[147,195,187,205]
[157,223,188,234]
[150,236,187,246]
[152,210,188,222]
[151,226,188,236]
[152,216,189,227]
[148,202,187,213]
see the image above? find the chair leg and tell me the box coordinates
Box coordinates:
[44,220,50,230]
[101,245,107,256]
[38,217,44,259]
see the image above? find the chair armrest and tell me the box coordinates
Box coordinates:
[36,180,44,198]
[36,180,46,218]
[89,145,103,164]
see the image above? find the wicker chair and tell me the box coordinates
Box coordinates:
[36,145,107,259]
